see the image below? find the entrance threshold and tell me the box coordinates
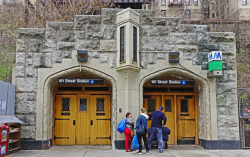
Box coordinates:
[167,145,204,150]
[50,145,112,150]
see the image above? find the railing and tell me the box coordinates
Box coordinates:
[168,2,183,7]
[238,88,250,148]
[114,0,150,3]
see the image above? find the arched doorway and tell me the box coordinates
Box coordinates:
[52,74,112,145]
[143,75,198,145]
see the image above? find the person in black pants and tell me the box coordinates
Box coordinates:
[135,108,149,155]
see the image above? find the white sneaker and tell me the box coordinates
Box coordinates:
[139,152,142,155]
[146,152,149,155]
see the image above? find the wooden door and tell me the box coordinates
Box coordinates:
[176,95,196,144]
[143,95,161,130]
[90,95,111,145]
[75,94,91,145]
[162,95,175,144]
[54,95,76,145]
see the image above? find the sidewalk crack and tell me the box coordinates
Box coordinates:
[82,150,88,157]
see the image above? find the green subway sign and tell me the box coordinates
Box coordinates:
[208,51,222,72]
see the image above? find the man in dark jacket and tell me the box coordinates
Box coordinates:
[148,106,167,153]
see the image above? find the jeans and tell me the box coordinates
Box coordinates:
[148,127,164,151]
[124,128,133,150]
[137,131,149,153]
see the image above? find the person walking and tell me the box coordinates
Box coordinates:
[135,108,149,155]
[148,106,167,153]
[124,112,134,152]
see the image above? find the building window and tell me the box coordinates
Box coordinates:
[212,24,215,28]
[165,99,172,112]
[212,3,214,9]
[133,26,137,62]
[193,0,198,6]
[61,98,70,115]
[161,10,166,17]
[212,13,215,19]
[185,10,190,18]
[120,26,125,62]
[186,0,190,6]
[80,99,87,111]
[243,0,247,5]
[96,98,104,112]
[62,98,70,112]
[162,0,166,6]
[204,13,208,19]
[169,0,173,4]
[180,100,188,113]
[148,99,156,113]
[203,3,207,9]
[178,0,181,4]
[227,8,229,16]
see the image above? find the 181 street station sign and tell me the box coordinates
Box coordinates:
[151,80,195,85]
[58,78,104,85]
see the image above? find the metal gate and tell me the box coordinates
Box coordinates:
[239,88,250,148]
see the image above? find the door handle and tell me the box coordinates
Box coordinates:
[90,120,93,125]
[73,120,75,125]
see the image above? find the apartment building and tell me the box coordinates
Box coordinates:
[216,0,250,21]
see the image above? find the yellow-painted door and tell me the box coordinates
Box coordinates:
[76,94,91,145]
[177,95,195,144]
[90,95,111,145]
[143,95,161,130]
[54,95,76,145]
[163,95,175,145]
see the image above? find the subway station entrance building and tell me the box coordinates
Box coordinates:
[14,8,240,149]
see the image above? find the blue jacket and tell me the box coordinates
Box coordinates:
[135,115,148,131]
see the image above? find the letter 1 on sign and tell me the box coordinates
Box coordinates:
[151,80,157,84]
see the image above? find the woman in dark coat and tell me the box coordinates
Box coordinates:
[135,108,149,155]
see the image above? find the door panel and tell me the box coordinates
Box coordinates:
[76,95,91,145]
[54,95,76,145]
[143,95,161,130]
[90,95,111,145]
[163,96,175,145]
[177,96,195,144]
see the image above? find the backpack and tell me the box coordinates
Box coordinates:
[137,115,146,135]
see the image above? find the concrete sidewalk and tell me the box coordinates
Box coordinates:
[8,145,250,157]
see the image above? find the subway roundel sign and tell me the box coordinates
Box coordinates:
[208,51,222,72]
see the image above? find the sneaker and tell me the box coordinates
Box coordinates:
[160,150,163,153]
[139,152,142,155]
[146,150,149,155]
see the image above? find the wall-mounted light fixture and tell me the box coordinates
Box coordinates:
[169,52,180,63]
[77,50,88,62]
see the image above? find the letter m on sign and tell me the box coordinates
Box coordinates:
[213,51,222,60]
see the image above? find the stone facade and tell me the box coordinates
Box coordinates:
[14,8,239,149]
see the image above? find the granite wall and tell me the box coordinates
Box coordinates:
[14,8,238,142]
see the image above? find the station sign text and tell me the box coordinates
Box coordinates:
[151,80,195,85]
[58,78,104,85]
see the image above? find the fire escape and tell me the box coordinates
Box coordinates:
[168,0,184,7]
[114,0,151,9]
